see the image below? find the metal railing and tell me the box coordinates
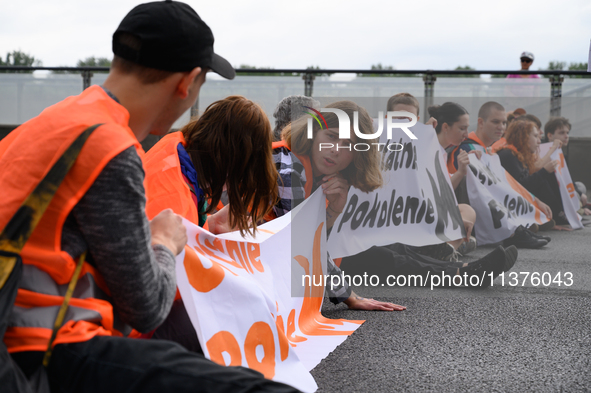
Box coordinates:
[1,66,590,120]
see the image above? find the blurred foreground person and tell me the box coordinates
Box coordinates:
[0,2,299,392]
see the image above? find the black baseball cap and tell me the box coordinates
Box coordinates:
[113,0,235,79]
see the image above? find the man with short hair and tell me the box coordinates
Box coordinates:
[544,117,571,146]
[449,102,549,249]
[450,101,506,169]
[1,2,298,392]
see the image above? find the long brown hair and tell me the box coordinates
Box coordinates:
[501,119,537,173]
[182,96,278,236]
[281,100,382,192]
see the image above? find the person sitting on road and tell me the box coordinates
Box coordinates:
[387,97,479,257]
[277,100,518,288]
[142,95,280,353]
[427,102,479,256]
[272,95,321,142]
[497,119,568,225]
[543,117,590,215]
[449,102,551,248]
[144,95,278,236]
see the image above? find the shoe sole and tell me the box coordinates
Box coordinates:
[531,234,551,242]
[538,219,556,231]
[460,246,507,288]
[503,245,518,272]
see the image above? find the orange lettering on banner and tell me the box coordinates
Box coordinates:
[206,331,242,366]
[294,224,362,336]
[227,241,251,273]
[505,172,543,224]
[285,309,307,345]
[198,236,241,269]
[193,234,265,274]
[567,183,575,199]
[246,243,264,273]
[244,322,276,379]
[559,153,565,171]
[275,316,293,359]
[184,246,225,292]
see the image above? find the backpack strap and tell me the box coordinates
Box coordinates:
[0,123,101,368]
[0,124,101,288]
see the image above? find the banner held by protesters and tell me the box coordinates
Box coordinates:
[327,122,465,259]
[176,190,363,392]
[538,143,583,229]
[465,153,550,245]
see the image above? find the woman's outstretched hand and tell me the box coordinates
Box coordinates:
[344,291,406,311]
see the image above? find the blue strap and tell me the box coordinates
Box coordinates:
[177,143,207,227]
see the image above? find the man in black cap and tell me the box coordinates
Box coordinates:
[3,1,299,392]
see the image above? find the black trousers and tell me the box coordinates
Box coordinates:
[12,336,300,393]
[340,243,462,281]
[152,298,203,354]
[527,170,564,219]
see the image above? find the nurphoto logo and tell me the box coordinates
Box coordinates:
[305,106,419,152]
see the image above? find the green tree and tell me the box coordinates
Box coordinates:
[445,65,478,78]
[77,56,111,70]
[358,63,396,77]
[235,64,308,76]
[0,50,42,73]
[542,61,589,78]
[547,61,566,71]
[53,56,112,74]
[567,62,590,78]
[305,65,332,77]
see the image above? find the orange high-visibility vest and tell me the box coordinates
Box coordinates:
[447,131,489,174]
[143,132,201,224]
[0,86,142,353]
[491,137,507,153]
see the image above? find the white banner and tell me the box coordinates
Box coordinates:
[538,143,583,229]
[176,190,363,393]
[327,122,465,258]
[465,153,550,245]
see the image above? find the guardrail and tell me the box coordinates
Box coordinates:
[1,66,590,119]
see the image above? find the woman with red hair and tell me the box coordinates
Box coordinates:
[497,119,566,223]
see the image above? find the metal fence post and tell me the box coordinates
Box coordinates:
[303,73,315,97]
[423,72,436,120]
[81,70,93,90]
[549,74,564,118]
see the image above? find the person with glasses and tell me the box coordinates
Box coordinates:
[506,51,541,97]
[507,51,540,79]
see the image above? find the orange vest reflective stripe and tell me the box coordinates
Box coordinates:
[143,132,201,225]
[0,86,142,353]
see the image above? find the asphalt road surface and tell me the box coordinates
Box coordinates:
[313,219,591,392]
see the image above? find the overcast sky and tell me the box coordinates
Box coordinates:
[1,0,590,72]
